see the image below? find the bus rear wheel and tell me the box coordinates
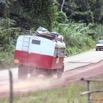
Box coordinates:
[57,65,64,78]
[18,65,28,79]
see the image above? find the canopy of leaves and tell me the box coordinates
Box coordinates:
[58,0,103,24]
[0,0,58,31]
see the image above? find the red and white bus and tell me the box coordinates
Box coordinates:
[14,34,66,79]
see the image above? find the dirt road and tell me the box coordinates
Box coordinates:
[0,49,103,97]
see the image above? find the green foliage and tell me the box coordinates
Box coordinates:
[0,18,20,50]
[68,82,79,103]
[7,0,58,31]
[53,22,96,55]
[57,11,67,23]
[0,18,20,61]
[61,0,103,24]
[0,87,68,103]
[95,24,103,40]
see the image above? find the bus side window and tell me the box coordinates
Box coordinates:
[32,40,41,45]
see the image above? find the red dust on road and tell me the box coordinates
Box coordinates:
[0,60,103,98]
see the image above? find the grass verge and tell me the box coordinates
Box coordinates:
[1,77,103,103]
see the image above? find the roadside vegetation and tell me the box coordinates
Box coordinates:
[1,79,103,103]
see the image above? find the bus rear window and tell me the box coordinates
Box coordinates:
[32,40,40,45]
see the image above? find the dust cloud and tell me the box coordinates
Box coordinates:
[0,75,64,98]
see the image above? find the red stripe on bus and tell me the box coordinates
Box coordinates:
[14,50,64,69]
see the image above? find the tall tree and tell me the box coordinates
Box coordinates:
[7,0,58,30]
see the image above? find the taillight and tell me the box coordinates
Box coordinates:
[14,59,19,64]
